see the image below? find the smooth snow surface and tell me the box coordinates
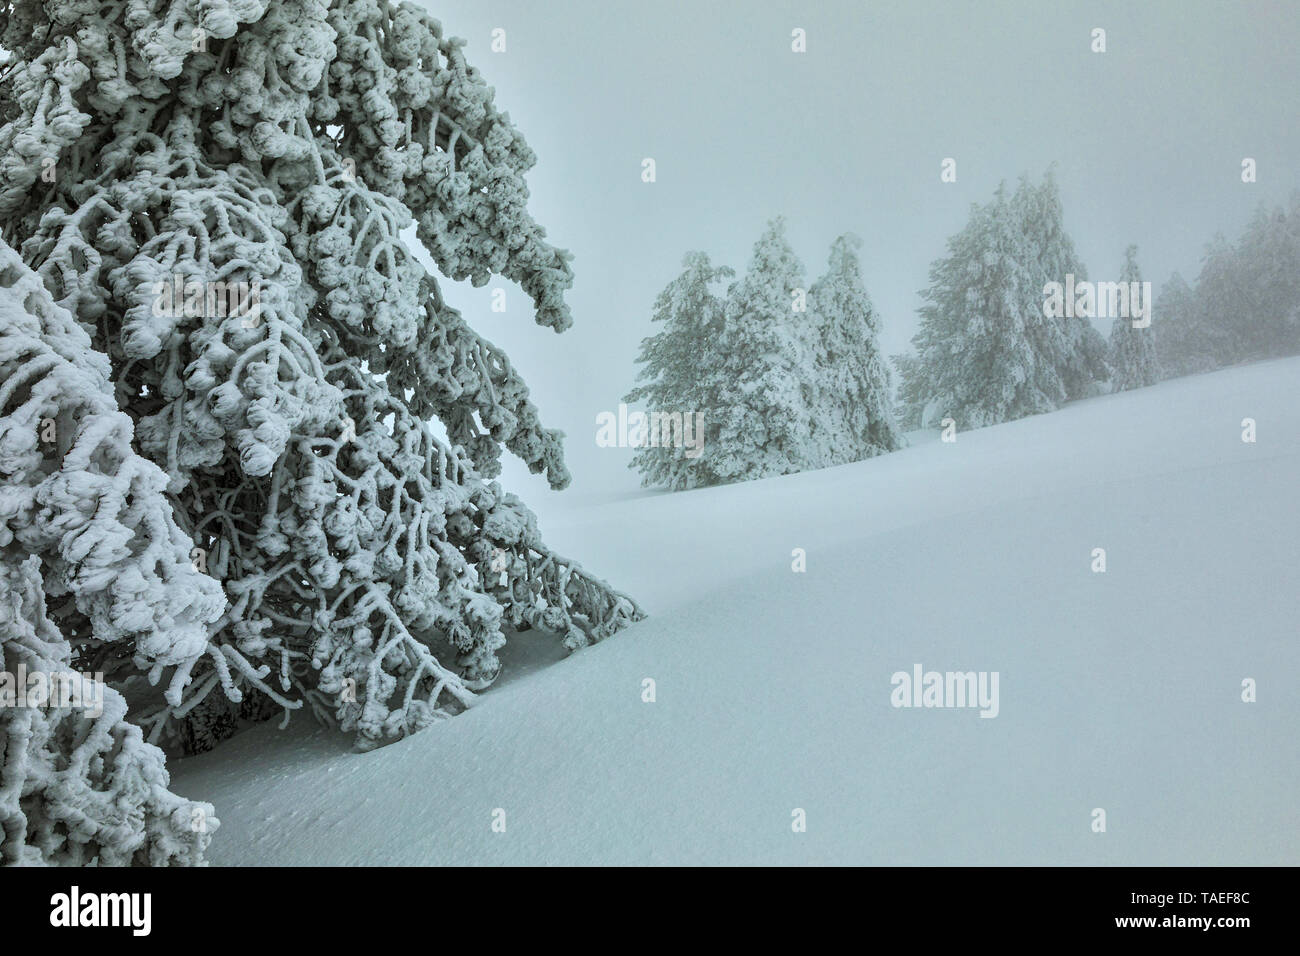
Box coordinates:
[172,358,1300,865]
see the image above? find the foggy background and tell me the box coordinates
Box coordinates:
[414,0,1300,505]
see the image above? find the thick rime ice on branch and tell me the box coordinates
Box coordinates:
[0,0,641,818]
[0,240,227,702]
[0,244,218,865]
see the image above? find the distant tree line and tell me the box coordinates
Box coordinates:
[1152,192,1300,378]
[630,175,1300,489]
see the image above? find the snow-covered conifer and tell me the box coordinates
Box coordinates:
[903,184,1056,428]
[1108,246,1160,390]
[0,0,642,767]
[1190,234,1252,368]
[1151,271,1210,378]
[703,218,817,482]
[1234,192,1300,358]
[891,352,927,431]
[1012,170,1110,400]
[625,252,732,490]
[898,172,1107,429]
[807,234,900,462]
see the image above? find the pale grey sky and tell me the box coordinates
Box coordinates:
[417,0,1300,503]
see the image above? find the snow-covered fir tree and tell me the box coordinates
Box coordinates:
[624,252,732,490]
[701,218,817,483]
[1152,246,1237,379]
[807,234,900,462]
[1190,234,1252,368]
[1013,170,1110,401]
[1108,246,1160,390]
[1151,271,1210,378]
[1234,192,1300,358]
[896,172,1109,429]
[899,184,1055,428]
[890,351,927,431]
[0,0,642,862]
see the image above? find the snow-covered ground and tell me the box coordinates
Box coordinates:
[171,358,1300,865]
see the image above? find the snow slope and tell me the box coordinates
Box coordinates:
[171,358,1300,865]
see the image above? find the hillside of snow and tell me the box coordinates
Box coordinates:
[171,357,1300,865]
